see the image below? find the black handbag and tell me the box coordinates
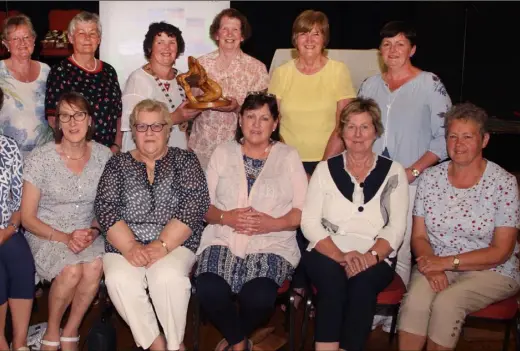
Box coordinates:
[85,279,117,351]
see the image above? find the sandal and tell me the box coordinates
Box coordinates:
[60,336,80,351]
[39,339,61,350]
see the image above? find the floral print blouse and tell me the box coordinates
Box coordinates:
[188,50,270,169]
[414,160,520,283]
[0,135,22,229]
[0,60,53,157]
[44,57,122,148]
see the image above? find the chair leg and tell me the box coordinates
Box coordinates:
[299,296,312,351]
[516,314,520,351]
[288,293,295,351]
[389,304,400,344]
[503,319,512,351]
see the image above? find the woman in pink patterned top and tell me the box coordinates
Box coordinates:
[188,8,269,170]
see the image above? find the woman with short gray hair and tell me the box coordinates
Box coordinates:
[45,11,123,154]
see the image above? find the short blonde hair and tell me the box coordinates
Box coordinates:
[129,99,172,139]
[339,98,384,138]
[291,10,330,49]
[68,11,102,37]
[2,14,36,42]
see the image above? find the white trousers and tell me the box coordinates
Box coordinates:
[103,247,196,350]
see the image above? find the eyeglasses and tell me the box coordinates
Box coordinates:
[134,123,168,133]
[7,35,35,44]
[58,111,88,123]
[246,90,276,99]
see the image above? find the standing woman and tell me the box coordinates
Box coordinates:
[268,9,356,308]
[188,8,270,170]
[324,21,452,294]
[120,22,200,152]
[0,88,36,351]
[0,14,53,158]
[45,11,123,153]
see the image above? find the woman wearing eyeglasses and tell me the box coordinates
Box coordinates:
[95,99,209,351]
[195,93,308,351]
[21,92,112,350]
[0,14,53,158]
[45,11,123,154]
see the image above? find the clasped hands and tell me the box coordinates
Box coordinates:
[416,255,451,292]
[66,228,98,254]
[123,240,169,268]
[224,207,277,236]
[341,250,378,278]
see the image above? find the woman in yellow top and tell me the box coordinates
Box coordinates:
[268,10,356,176]
[268,9,356,310]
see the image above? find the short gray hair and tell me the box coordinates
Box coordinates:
[68,11,102,37]
[2,14,36,42]
[444,102,489,137]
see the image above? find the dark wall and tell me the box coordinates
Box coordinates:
[3,1,519,120]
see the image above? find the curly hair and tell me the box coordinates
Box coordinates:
[143,22,185,60]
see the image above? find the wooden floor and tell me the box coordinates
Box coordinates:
[25,285,517,351]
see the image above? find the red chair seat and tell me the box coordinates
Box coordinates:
[278,279,291,294]
[468,296,518,320]
[377,274,406,305]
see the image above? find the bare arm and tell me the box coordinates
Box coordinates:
[21,181,70,244]
[406,151,440,182]
[322,98,351,160]
[158,218,192,252]
[105,220,138,255]
[411,216,436,258]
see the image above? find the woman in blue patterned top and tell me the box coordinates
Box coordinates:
[0,14,53,158]
[0,87,36,351]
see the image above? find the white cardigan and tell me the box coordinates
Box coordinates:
[301,152,409,258]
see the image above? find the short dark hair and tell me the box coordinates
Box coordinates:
[444,102,489,137]
[380,21,417,47]
[143,22,185,60]
[209,8,252,45]
[54,92,95,143]
[235,93,280,143]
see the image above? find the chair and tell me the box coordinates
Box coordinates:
[191,278,295,351]
[464,296,519,351]
[299,272,406,351]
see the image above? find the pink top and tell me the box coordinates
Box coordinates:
[188,50,270,169]
[196,141,308,267]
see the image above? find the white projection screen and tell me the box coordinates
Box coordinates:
[99,1,230,90]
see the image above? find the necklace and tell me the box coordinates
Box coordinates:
[63,148,87,161]
[71,54,98,72]
[146,63,188,132]
[344,153,374,182]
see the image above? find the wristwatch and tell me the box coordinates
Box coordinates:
[452,256,460,270]
[370,250,380,263]
[411,168,421,177]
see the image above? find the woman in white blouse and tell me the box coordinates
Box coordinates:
[120,21,199,152]
[301,97,409,351]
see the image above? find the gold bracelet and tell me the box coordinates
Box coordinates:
[219,212,225,225]
[159,239,169,253]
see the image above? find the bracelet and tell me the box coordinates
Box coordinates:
[159,238,169,253]
[49,228,55,241]
[219,212,225,225]
[90,226,102,235]
[110,143,121,149]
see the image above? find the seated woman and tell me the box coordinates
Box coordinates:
[21,92,112,351]
[0,88,35,351]
[398,103,520,351]
[195,92,308,351]
[95,99,209,351]
[301,97,409,351]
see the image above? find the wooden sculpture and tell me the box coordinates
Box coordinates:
[176,56,231,109]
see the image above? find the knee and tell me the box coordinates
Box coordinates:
[82,259,104,281]
[431,293,464,319]
[196,273,229,304]
[240,279,278,310]
[58,264,83,286]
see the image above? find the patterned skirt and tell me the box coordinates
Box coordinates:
[195,245,294,294]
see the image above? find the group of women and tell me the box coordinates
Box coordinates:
[0,7,518,351]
